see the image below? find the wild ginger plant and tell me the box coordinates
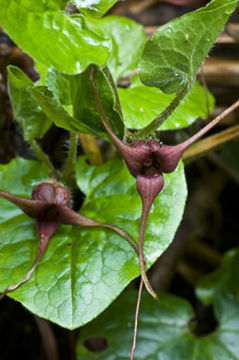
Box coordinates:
[0,0,238,358]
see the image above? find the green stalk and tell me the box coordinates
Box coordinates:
[30,139,56,175]
[62,132,78,185]
[130,85,189,140]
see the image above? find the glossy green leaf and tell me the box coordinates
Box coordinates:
[139,0,238,94]
[118,76,215,130]
[45,65,125,140]
[77,281,239,359]
[7,66,52,140]
[196,249,237,305]
[28,86,93,134]
[0,156,186,329]
[73,0,118,17]
[0,2,110,74]
[85,16,146,80]
[11,0,69,12]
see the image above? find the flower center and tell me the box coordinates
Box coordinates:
[141,155,161,176]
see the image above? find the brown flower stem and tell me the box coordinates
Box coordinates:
[57,205,139,254]
[180,99,239,151]
[131,85,189,140]
[130,277,144,360]
[138,199,159,301]
[103,66,124,121]
[182,124,239,164]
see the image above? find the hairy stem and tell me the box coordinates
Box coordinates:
[62,132,78,185]
[130,277,144,360]
[30,139,56,175]
[181,99,239,150]
[131,85,189,140]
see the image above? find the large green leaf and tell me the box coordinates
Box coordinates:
[0,156,186,329]
[44,65,125,140]
[85,16,146,80]
[139,0,238,94]
[7,66,52,140]
[0,1,110,74]
[11,0,69,12]
[73,0,118,17]
[196,249,238,305]
[118,76,215,130]
[77,278,239,359]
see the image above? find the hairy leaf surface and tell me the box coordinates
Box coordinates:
[139,0,237,94]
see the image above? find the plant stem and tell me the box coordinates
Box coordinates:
[30,139,56,175]
[138,199,159,301]
[183,124,239,164]
[131,85,189,140]
[130,277,144,360]
[62,132,78,185]
[103,66,124,120]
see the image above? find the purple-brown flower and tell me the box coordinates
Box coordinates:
[0,180,137,299]
[90,66,239,299]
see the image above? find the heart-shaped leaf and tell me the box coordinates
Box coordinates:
[7,66,52,140]
[85,16,146,80]
[139,0,238,94]
[118,76,215,130]
[73,0,118,18]
[44,65,125,140]
[77,252,239,359]
[0,156,186,329]
[0,1,110,75]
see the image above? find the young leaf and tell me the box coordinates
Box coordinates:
[73,0,118,18]
[84,16,146,80]
[139,0,238,94]
[0,156,186,329]
[77,286,239,359]
[0,2,110,74]
[7,66,52,140]
[118,77,215,130]
[45,65,125,140]
[28,86,94,134]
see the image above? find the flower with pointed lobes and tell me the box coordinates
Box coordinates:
[90,66,239,300]
[0,180,138,299]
